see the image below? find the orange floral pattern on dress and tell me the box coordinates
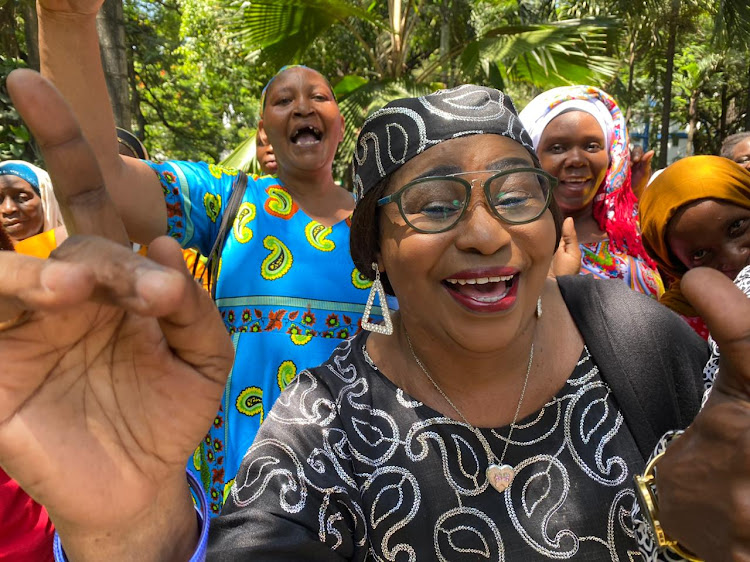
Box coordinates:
[265,310,287,331]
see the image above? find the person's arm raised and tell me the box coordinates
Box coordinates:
[0,69,233,561]
[654,267,750,561]
[37,0,166,243]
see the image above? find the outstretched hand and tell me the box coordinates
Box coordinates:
[656,267,750,561]
[0,70,234,560]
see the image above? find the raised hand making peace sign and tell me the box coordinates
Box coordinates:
[0,70,233,561]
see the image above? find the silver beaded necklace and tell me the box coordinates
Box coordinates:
[405,332,534,493]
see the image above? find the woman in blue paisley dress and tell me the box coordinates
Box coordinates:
[4,69,750,561]
[40,22,391,516]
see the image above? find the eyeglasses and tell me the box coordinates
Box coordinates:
[377,168,557,234]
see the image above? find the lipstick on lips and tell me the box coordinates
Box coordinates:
[443,267,520,313]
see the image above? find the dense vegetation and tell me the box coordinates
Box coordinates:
[1,0,748,175]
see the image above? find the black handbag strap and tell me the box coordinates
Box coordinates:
[205,171,249,300]
[557,274,707,459]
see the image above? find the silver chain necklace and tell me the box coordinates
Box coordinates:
[405,333,534,493]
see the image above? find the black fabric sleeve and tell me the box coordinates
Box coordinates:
[207,369,366,562]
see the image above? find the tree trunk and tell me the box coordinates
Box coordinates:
[686,90,698,156]
[388,0,403,78]
[439,1,450,85]
[0,1,20,59]
[21,0,39,71]
[127,52,146,141]
[720,82,728,140]
[657,0,681,168]
[96,0,131,129]
[745,61,750,131]
[625,30,637,125]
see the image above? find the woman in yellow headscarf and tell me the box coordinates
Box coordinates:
[640,155,750,338]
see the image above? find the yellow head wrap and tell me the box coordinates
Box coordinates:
[640,155,750,316]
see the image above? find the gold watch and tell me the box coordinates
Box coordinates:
[633,451,703,562]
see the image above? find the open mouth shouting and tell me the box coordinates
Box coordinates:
[443,269,519,313]
[291,125,323,146]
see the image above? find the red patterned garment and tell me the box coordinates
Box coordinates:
[0,468,54,561]
[680,315,710,341]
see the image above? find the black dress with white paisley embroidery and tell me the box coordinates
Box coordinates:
[210,330,647,561]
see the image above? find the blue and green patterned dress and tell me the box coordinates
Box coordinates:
[148,161,390,516]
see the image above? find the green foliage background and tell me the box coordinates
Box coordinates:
[2,0,749,174]
[123,0,265,162]
[0,57,37,164]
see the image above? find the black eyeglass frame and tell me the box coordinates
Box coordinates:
[376,167,558,234]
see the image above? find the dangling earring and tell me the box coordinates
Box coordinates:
[536,297,542,319]
[361,263,394,335]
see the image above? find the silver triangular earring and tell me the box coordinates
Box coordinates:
[536,297,542,318]
[361,263,394,335]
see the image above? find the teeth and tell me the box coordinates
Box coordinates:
[445,274,514,285]
[294,126,321,137]
[474,291,510,303]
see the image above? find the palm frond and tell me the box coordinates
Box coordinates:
[711,0,750,47]
[463,18,621,88]
[220,130,263,175]
[222,0,384,65]
[332,76,434,181]
[511,49,619,88]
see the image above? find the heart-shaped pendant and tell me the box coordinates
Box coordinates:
[486,463,514,493]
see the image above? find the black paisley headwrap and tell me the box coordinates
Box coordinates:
[351,85,538,202]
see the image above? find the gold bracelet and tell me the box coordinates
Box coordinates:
[634,451,704,562]
[0,310,33,333]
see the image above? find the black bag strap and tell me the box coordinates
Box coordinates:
[557,275,706,459]
[204,171,249,300]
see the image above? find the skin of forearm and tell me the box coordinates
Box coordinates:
[54,477,199,562]
[38,7,167,244]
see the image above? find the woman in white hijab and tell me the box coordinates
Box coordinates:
[520,86,663,298]
[0,160,65,256]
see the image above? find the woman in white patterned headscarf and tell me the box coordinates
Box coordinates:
[520,86,663,298]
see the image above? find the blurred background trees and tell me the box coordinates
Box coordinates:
[1,0,749,173]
